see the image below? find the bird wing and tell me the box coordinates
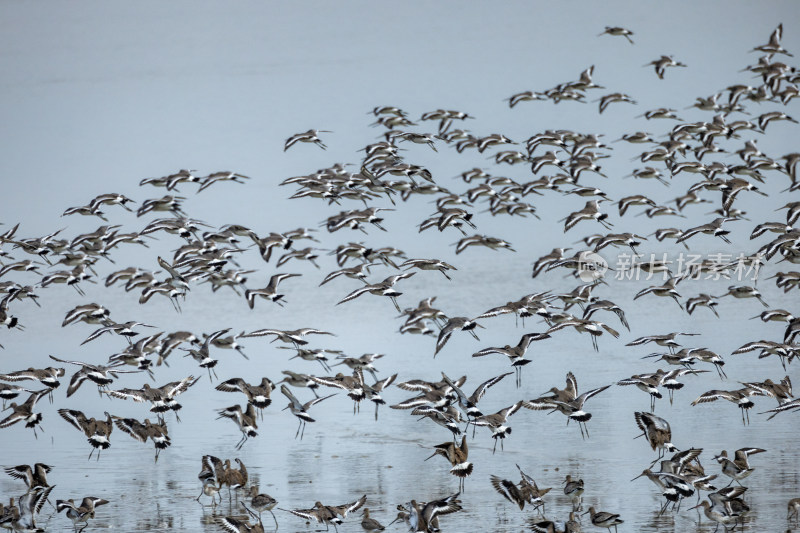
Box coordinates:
[280,384,304,410]
[470,372,513,403]
[471,346,510,358]
[112,417,147,442]
[372,373,397,392]
[3,465,32,483]
[565,372,578,398]
[161,376,199,397]
[215,517,250,533]
[65,368,90,397]
[490,475,518,504]
[303,392,337,410]
[521,398,558,411]
[336,284,376,305]
[334,494,367,517]
[105,388,148,402]
[690,390,732,405]
[577,385,611,405]
[241,328,281,338]
[215,378,248,393]
[57,408,88,432]
[475,305,514,319]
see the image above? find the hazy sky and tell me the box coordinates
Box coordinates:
[2,1,798,243]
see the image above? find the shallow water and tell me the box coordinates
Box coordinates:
[2,2,800,533]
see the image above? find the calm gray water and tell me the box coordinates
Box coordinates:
[2,2,800,532]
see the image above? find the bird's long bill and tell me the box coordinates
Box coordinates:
[631,473,644,481]
[424,451,437,461]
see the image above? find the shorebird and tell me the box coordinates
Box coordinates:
[676,217,735,246]
[56,496,109,532]
[280,384,336,439]
[617,372,665,411]
[582,299,629,330]
[425,435,472,491]
[626,332,699,354]
[441,371,510,426]
[216,404,258,450]
[563,475,585,512]
[80,320,156,346]
[319,262,377,286]
[197,455,224,506]
[740,376,793,405]
[751,23,793,56]
[491,464,551,513]
[3,486,54,532]
[394,493,463,532]
[634,412,678,465]
[215,377,274,419]
[645,55,687,79]
[280,495,366,532]
[336,272,415,311]
[545,317,620,352]
[360,508,385,532]
[105,375,200,421]
[58,409,113,460]
[247,486,278,528]
[112,416,171,462]
[593,232,647,254]
[284,129,331,151]
[599,26,634,43]
[243,327,334,348]
[634,277,683,310]
[3,463,52,491]
[0,366,64,401]
[472,334,548,386]
[714,448,766,485]
[525,382,610,439]
[222,458,249,502]
[453,234,515,254]
[532,248,571,277]
[197,171,251,192]
[505,90,548,108]
[177,329,228,379]
[206,330,249,359]
[400,258,457,280]
[0,383,35,409]
[685,293,720,317]
[244,272,302,308]
[435,317,483,356]
[312,371,367,414]
[583,506,624,532]
[48,355,139,397]
[472,401,524,453]
[61,303,110,327]
[789,497,800,521]
[0,389,49,438]
[631,468,694,514]
[596,92,636,114]
[689,493,744,532]
[363,373,398,420]
[717,285,769,307]
[691,388,763,425]
[562,200,612,232]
